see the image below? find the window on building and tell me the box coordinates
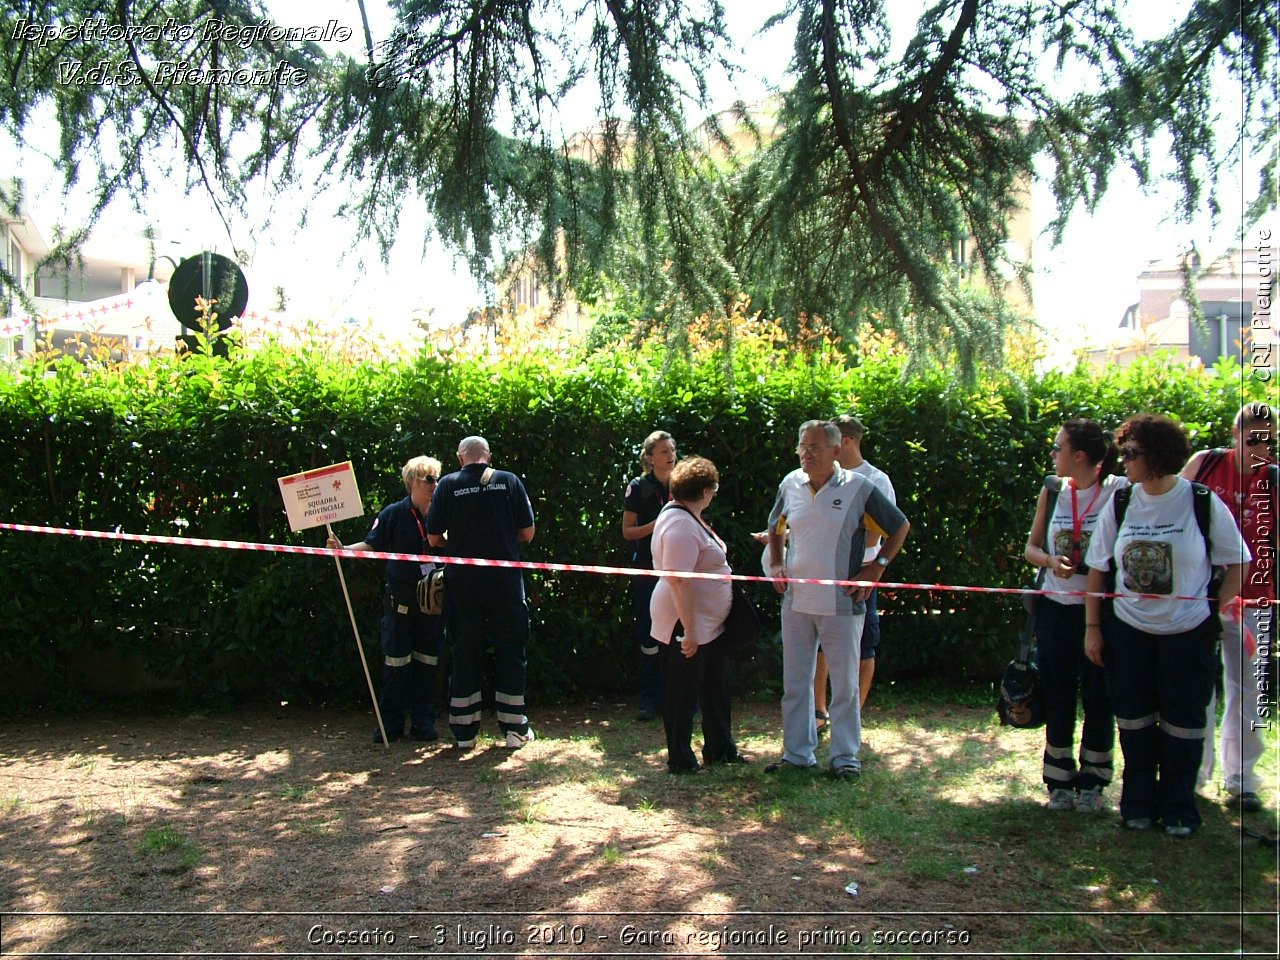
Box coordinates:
[950,236,968,277]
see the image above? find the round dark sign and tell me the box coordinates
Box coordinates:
[167,252,249,331]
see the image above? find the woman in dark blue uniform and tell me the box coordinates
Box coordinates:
[622,431,677,721]
[329,456,443,743]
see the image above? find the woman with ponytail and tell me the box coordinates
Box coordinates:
[622,431,678,721]
[1023,419,1126,813]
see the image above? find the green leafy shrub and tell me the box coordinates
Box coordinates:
[0,335,1263,707]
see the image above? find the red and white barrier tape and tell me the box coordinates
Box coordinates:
[1,521,1268,607]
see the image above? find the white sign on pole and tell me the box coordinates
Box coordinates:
[277,461,365,532]
[280,461,385,743]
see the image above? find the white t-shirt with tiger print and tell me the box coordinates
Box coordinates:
[1085,477,1250,634]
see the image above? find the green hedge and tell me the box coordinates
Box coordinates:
[0,335,1264,707]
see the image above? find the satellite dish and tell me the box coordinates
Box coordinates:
[167,252,249,331]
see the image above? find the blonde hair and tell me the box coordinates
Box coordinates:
[640,430,675,472]
[402,455,443,491]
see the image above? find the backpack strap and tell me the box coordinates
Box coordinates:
[1109,482,1219,615]
[1018,600,1037,662]
[1111,483,1131,527]
[1042,475,1063,529]
[1027,475,1064,565]
[1021,476,1065,658]
[1189,480,1220,618]
[1193,448,1228,484]
[1103,486,1133,601]
[1189,480,1213,545]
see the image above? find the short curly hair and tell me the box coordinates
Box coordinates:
[669,455,719,502]
[1115,414,1191,478]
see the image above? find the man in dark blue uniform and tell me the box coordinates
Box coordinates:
[426,436,537,750]
[329,456,444,743]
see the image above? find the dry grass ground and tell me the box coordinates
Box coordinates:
[1,696,1276,957]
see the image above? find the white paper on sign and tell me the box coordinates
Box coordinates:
[277,461,365,532]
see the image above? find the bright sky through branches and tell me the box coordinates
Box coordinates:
[2,0,1266,360]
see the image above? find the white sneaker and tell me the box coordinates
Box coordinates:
[504,727,536,749]
[1074,788,1104,813]
[453,739,475,752]
[1047,788,1075,811]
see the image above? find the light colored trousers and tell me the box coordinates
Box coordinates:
[1199,607,1271,795]
[781,609,864,770]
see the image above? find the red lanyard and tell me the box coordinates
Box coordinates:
[650,474,669,506]
[1068,477,1103,563]
[410,507,427,543]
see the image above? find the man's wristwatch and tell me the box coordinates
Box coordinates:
[874,555,889,568]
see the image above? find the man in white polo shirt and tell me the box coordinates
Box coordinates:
[765,420,910,779]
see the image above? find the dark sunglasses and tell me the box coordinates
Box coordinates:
[1120,445,1144,462]
[1050,443,1064,454]
[419,475,439,484]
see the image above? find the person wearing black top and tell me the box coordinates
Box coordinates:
[328,456,444,743]
[427,436,537,750]
[622,431,677,721]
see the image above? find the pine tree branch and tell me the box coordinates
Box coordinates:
[115,0,236,241]
[871,0,979,169]
[817,0,938,315]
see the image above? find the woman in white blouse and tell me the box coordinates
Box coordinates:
[650,456,748,774]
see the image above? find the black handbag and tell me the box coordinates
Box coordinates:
[996,658,1044,728]
[996,573,1045,728]
[720,583,764,647]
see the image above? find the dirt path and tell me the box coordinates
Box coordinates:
[1,701,1273,956]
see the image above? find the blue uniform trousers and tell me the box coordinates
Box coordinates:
[1103,615,1216,828]
[659,629,736,772]
[632,574,663,715]
[379,584,442,736]
[1036,599,1114,791]
[860,588,881,661]
[446,576,530,742]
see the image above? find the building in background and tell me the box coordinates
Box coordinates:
[2,178,182,359]
[1084,245,1276,376]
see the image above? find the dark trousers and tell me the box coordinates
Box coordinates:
[1036,600,1114,791]
[860,588,881,660]
[659,628,737,772]
[379,585,442,734]
[1104,615,1216,827]
[632,575,662,715]
[446,578,530,742]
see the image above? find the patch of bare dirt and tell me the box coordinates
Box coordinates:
[0,701,1272,956]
